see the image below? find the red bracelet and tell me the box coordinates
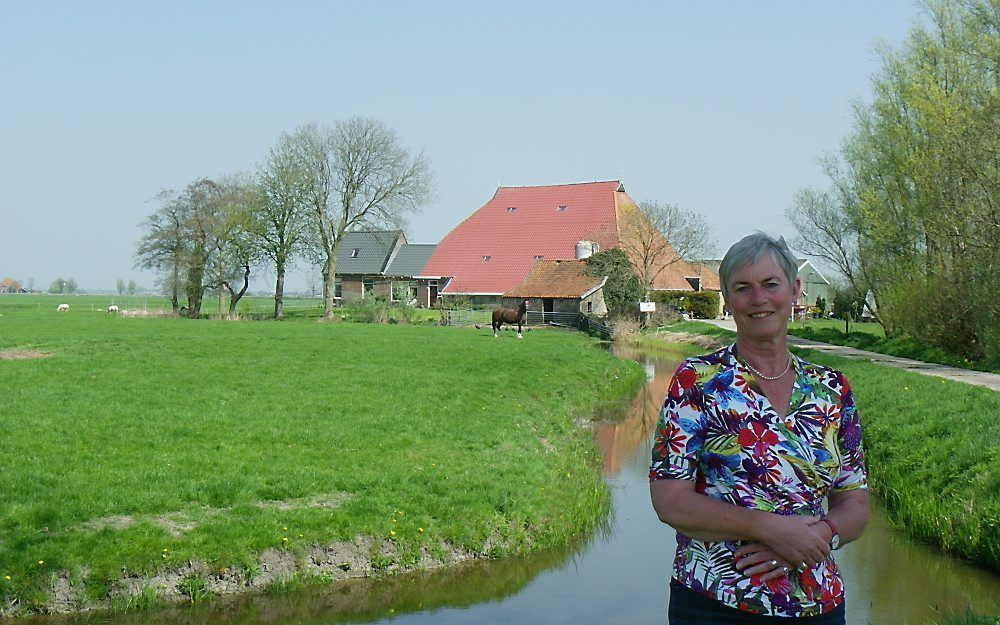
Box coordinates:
[819,517,838,536]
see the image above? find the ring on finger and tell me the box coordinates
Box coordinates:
[797,562,808,571]
[781,565,790,574]
[769,559,778,567]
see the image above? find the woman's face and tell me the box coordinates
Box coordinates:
[725,253,800,342]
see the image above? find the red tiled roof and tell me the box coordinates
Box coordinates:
[504,260,605,299]
[424,181,625,294]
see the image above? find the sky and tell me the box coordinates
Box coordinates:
[0,1,926,294]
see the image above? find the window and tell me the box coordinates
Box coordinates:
[557,205,568,211]
[506,206,517,213]
[587,301,593,313]
[334,277,342,299]
[482,255,491,262]
[350,248,360,258]
[391,280,417,303]
[534,255,544,261]
[362,277,374,295]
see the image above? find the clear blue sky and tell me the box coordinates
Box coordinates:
[0,1,924,293]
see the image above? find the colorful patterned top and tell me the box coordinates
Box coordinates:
[649,343,867,617]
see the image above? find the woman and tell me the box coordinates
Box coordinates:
[649,232,869,624]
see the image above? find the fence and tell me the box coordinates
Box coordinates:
[440,309,613,340]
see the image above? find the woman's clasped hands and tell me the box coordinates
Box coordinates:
[734,515,832,581]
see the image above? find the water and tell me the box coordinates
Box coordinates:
[35,344,1000,625]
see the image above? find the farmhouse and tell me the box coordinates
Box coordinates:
[422,180,719,308]
[0,277,25,294]
[333,231,439,307]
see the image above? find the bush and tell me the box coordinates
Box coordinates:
[649,290,719,319]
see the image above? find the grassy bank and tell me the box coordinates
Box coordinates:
[787,320,998,374]
[658,322,999,572]
[0,297,643,614]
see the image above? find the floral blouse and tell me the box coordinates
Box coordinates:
[649,343,867,617]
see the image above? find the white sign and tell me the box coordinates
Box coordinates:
[639,301,656,312]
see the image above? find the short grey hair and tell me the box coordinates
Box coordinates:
[719,232,799,302]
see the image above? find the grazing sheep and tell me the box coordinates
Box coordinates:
[107,305,119,314]
[56,304,69,312]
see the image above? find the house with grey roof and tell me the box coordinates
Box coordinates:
[384,243,440,308]
[334,231,440,307]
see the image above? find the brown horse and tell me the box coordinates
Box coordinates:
[492,300,528,338]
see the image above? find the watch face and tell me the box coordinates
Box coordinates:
[830,533,841,549]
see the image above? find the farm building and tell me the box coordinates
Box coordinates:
[421,180,719,308]
[502,259,608,317]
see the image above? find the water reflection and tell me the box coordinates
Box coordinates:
[22,344,1000,625]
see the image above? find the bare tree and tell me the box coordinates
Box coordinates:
[292,117,433,319]
[135,189,187,311]
[250,133,311,319]
[784,155,872,311]
[619,200,715,298]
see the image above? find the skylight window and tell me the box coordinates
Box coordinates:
[482,255,492,262]
[557,205,568,211]
[506,206,517,213]
[350,248,360,258]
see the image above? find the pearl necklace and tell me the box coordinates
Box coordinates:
[742,352,793,381]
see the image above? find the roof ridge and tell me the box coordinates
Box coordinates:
[498,179,620,190]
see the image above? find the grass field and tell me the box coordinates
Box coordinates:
[663,321,1000,572]
[0,295,643,614]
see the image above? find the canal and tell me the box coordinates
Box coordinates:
[35,343,1000,625]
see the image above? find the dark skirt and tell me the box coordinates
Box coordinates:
[668,578,846,625]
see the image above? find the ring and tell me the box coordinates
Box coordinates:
[797,562,808,571]
[769,559,778,567]
[781,565,790,573]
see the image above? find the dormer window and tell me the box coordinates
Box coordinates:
[350,248,360,258]
[557,205,568,211]
[482,255,492,262]
[506,206,517,213]
[534,255,544,261]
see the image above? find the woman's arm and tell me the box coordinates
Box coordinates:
[816,489,870,546]
[650,478,832,567]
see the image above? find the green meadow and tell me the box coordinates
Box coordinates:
[662,321,1000,572]
[0,295,643,613]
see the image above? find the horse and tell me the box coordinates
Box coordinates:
[492,300,528,338]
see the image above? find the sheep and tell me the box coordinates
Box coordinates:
[107,305,119,314]
[56,304,69,312]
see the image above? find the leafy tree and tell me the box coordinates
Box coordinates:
[127,280,136,296]
[116,278,125,295]
[65,278,77,294]
[787,0,999,364]
[584,248,642,318]
[48,278,66,294]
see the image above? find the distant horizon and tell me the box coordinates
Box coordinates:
[1,2,924,293]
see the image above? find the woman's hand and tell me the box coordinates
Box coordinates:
[749,514,831,570]
[733,544,793,581]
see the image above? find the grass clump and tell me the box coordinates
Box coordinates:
[670,321,999,571]
[0,296,643,614]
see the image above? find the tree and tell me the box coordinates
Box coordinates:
[135,189,187,311]
[65,278,77,294]
[127,280,136,296]
[787,0,999,364]
[250,132,311,319]
[292,118,433,319]
[584,249,642,318]
[619,200,715,299]
[49,278,66,294]
[116,278,125,295]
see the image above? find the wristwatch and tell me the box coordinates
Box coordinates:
[820,517,841,550]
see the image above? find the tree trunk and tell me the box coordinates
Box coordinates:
[225,264,251,317]
[274,258,286,320]
[322,253,336,320]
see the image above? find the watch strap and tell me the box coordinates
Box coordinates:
[819,517,839,548]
